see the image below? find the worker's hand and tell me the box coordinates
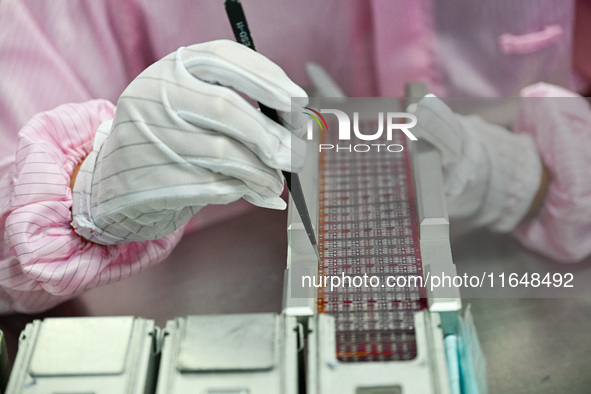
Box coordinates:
[71,40,308,244]
[413,96,543,232]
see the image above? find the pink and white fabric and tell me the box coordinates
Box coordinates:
[513,83,591,263]
[1,100,183,313]
[0,0,586,313]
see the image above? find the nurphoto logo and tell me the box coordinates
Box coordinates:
[303,107,418,153]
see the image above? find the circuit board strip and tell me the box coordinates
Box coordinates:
[317,122,427,362]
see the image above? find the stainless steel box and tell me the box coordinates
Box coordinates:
[5,316,158,394]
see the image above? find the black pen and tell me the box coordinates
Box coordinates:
[224,0,321,261]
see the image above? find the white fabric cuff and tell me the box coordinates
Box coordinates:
[71,119,128,245]
[475,119,542,232]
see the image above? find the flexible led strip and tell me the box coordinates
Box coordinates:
[317,121,427,362]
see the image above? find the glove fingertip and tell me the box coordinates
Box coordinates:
[244,194,287,210]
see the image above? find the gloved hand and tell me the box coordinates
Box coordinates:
[413,95,543,232]
[71,40,308,244]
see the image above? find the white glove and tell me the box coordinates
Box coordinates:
[71,40,308,244]
[413,96,542,231]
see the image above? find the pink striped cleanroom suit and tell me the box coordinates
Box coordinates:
[0,0,590,313]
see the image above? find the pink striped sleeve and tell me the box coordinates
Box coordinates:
[0,100,183,314]
[513,83,591,263]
